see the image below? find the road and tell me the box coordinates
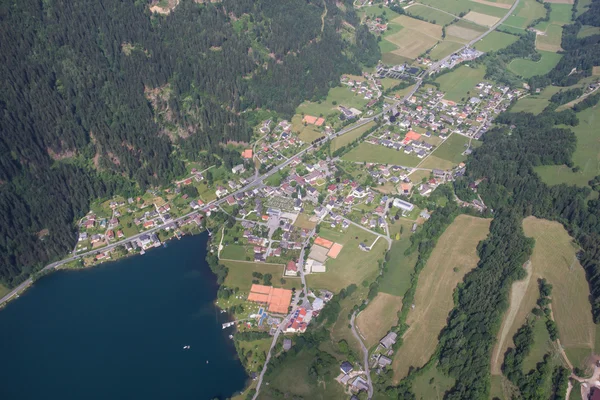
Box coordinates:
[351,312,373,399]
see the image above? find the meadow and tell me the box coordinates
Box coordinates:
[435,65,486,102]
[431,133,476,164]
[510,85,564,114]
[417,155,457,170]
[428,41,463,60]
[296,86,369,118]
[508,50,563,78]
[405,4,458,25]
[392,215,491,381]
[330,121,376,152]
[291,115,324,143]
[378,225,419,296]
[416,0,509,17]
[356,292,403,348]
[503,0,547,28]
[474,30,519,52]
[222,260,292,292]
[342,142,421,166]
[412,365,456,400]
[535,24,564,52]
[384,15,442,59]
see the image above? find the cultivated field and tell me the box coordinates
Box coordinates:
[356,292,403,348]
[508,50,563,78]
[536,24,564,51]
[491,217,596,374]
[417,155,457,170]
[330,121,376,152]
[435,65,486,102]
[464,10,501,26]
[385,15,442,59]
[446,23,484,41]
[405,4,458,25]
[503,0,547,28]
[392,215,491,381]
[429,41,464,60]
[306,225,387,292]
[474,30,519,51]
[535,105,600,187]
[472,0,513,9]
[417,0,509,17]
[342,142,421,166]
[432,133,478,164]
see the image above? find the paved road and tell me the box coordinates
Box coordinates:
[351,312,373,399]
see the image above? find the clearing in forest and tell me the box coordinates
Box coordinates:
[491,217,595,374]
[391,215,491,381]
[356,293,403,348]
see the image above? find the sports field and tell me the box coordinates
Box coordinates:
[306,225,387,292]
[508,50,563,78]
[356,292,403,348]
[342,142,421,166]
[435,65,486,102]
[474,30,519,52]
[384,15,442,59]
[536,105,600,187]
[491,217,595,374]
[392,215,491,381]
[330,121,376,152]
[503,0,547,28]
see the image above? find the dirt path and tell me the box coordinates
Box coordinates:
[491,261,532,374]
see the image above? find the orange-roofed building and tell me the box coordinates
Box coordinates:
[405,131,421,141]
[242,149,253,159]
[248,284,293,314]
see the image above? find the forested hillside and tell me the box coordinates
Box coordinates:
[0,0,379,286]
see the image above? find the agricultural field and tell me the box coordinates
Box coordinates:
[222,260,293,292]
[474,30,519,52]
[432,134,477,164]
[291,114,324,143]
[306,225,387,293]
[330,121,376,152]
[429,41,463,60]
[392,215,491,381]
[535,106,600,187]
[535,24,564,52]
[503,0,547,28]
[576,0,593,16]
[491,217,596,375]
[356,292,403,348]
[405,4,458,25]
[342,142,421,166]
[383,15,442,59]
[416,0,509,17]
[296,86,369,118]
[378,226,418,296]
[417,155,457,170]
[463,10,500,26]
[508,50,563,78]
[510,84,564,114]
[446,20,487,42]
[578,25,600,38]
[412,365,456,400]
[435,65,486,102]
[293,213,318,230]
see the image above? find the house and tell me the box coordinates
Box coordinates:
[143,220,155,229]
[78,232,88,242]
[90,234,103,243]
[393,198,414,212]
[340,361,354,375]
[285,260,298,276]
[352,377,369,392]
[117,230,124,238]
[232,164,246,174]
[378,355,393,368]
[379,331,398,349]
[215,186,229,198]
[283,338,292,351]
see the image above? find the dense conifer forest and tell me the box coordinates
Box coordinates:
[0,0,379,286]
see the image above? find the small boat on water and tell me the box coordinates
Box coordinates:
[229,335,234,339]
[206,360,209,364]
[183,345,190,350]
[163,242,168,248]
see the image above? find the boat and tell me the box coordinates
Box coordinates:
[229,335,234,339]
[183,345,190,350]
[206,360,209,364]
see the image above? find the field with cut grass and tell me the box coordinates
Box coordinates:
[464,10,500,26]
[392,215,491,381]
[342,142,421,166]
[330,121,376,152]
[503,0,547,28]
[578,25,600,38]
[491,217,596,375]
[306,225,387,292]
[510,85,564,114]
[431,134,477,164]
[406,4,458,25]
[379,225,418,296]
[429,41,463,60]
[296,86,369,118]
[293,213,317,229]
[508,50,563,78]
[474,30,519,52]
[446,21,485,42]
[291,115,324,143]
[356,292,403,348]
[417,155,457,170]
[412,365,456,400]
[535,24,564,52]
[535,105,600,187]
[417,0,509,17]
[383,15,442,59]
[435,65,486,102]
[222,260,292,292]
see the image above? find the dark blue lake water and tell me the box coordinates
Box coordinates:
[0,233,247,400]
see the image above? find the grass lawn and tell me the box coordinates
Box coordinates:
[474,30,519,52]
[392,215,491,381]
[429,41,463,61]
[535,105,600,187]
[492,217,596,374]
[503,0,547,28]
[412,365,456,400]
[265,171,284,187]
[358,5,404,21]
[342,143,421,166]
[296,86,369,117]
[547,3,575,25]
[566,346,595,371]
[435,65,486,102]
[430,134,473,164]
[220,244,249,261]
[222,260,292,292]
[306,225,387,293]
[410,168,433,184]
[378,230,418,296]
[356,292,403,348]
[508,50,563,78]
[406,4,458,25]
[330,121,376,152]
[522,316,553,372]
[293,213,317,229]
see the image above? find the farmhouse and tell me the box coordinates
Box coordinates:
[379,331,397,349]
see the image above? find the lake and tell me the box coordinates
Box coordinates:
[0,233,248,400]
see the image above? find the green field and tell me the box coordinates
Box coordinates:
[503,0,547,28]
[535,106,600,187]
[358,5,403,21]
[536,24,564,52]
[510,85,564,114]
[412,365,456,400]
[342,142,421,166]
[432,134,474,164]
[0,283,9,299]
[508,51,563,78]
[330,121,376,152]
[547,3,575,25]
[578,25,600,38]
[429,41,463,61]
[406,4,458,25]
[576,0,593,17]
[306,225,387,292]
[416,0,508,18]
[522,317,553,372]
[220,244,249,261]
[474,30,519,52]
[378,222,418,296]
[296,86,369,118]
[222,260,293,292]
[435,65,486,102]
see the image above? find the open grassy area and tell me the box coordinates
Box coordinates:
[508,50,563,78]
[220,244,250,261]
[535,24,564,52]
[535,105,600,187]
[296,86,369,118]
[306,225,387,293]
[378,225,418,296]
[417,0,509,17]
[491,217,596,374]
[291,114,324,143]
[417,155,457,170]
[503,0,547,28]
[0,283,9,298]
[222,260,292,292]
[330,121,376,152]
[356,292,403,348]
[522,316,554,371]
[510,85,564,114]
[392,215,491,381]
[342,142,421,166]
[405,4,458,25]
[474,30,519,52]
[293,213,317,230]
[431,134,474,164]
[383,15,443,59]
[578,25,600,38]
[429,41,463,61]
[435,65,486,102]
[412,365,456,400]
